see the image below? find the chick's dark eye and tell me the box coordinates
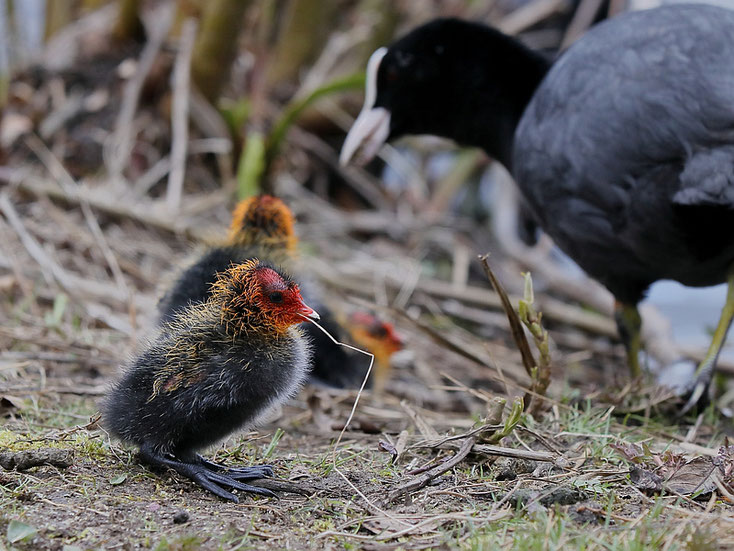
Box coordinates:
[373,326,388,338]
[269,291,284,304]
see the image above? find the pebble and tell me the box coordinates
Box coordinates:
[173,510,190,524]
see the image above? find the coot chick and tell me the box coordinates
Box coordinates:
[158,195,362,389]
[104,260,319,502]
[340,5,734,413]
[348,311,402,393]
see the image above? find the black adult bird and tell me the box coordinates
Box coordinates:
[340,5,734,413]
[104,260,319,502]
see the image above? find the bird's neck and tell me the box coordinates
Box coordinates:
[450,37,550,170]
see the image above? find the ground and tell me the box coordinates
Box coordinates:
[2,289,734,550]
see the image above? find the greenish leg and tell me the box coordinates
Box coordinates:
[680,265,734,415]
[614,301,643,379]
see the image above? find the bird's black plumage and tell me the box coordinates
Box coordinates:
[341,5,734,409]
[104,260,315,501]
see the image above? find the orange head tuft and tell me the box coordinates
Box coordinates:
[210,259,318,335]
[228,195,298,253]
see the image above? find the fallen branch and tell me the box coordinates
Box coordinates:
[388,435,476,502]
[480,255,536,378]
[0,448,74,471]
[166,17,197,212]
[390,398,529,501]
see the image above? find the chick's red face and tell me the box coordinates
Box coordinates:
[253,267,318,331]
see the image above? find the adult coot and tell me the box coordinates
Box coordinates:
[340,5,734,413]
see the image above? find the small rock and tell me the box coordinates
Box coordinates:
[569,502,604,525]
[495,458,537,481]
[541,485,587,506]
[173,510,190,524]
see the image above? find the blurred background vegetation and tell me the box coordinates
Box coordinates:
[0,0,624,201]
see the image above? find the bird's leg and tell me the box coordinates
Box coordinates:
[139,443,276,502]
[372,354,390,395]
[196,454,274,480]
[680,267,734,416]
[614,301,642,378]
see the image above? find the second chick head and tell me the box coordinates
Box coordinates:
[228,195,297,253]
[212,259,318,335]
[350,312,403,355]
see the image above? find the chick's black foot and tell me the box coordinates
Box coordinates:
[140,444,276,502]
[197,455,274,479]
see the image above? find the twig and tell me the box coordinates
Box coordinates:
[412,440,556,463]
[107,5,172,184]
[0,192,74,290]
[11,174,211,243]
[0,448,74,471]
[24,135,133,314]
[479,254,536,379]
[499,0,568,35]
[166,17,198,212]
[400,401,440,440]
[388,437,476,502]
[311,259,618,338]
[411,424,503,450]
[560,0,604,49]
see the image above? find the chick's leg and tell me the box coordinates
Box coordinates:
[680,266,734,415]
[139,443,276,502]
[196,455,274,480]
[614,301,642,378]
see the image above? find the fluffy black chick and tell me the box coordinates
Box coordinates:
[157,195,364,388]
[104,260,319,502]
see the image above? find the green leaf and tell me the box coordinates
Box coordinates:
[109,473,127,486]
[522,272,534,304]
[219,97,251,138]
[236,130,266,199]
[44,293,68,327]
[7,520,37,543]
[263,427,285,459]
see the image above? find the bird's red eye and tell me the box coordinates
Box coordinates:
[386,66,399,82]
[269,291,284,304]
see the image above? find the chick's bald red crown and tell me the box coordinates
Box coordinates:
[210,259,318,335]
[228,195,298,253]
